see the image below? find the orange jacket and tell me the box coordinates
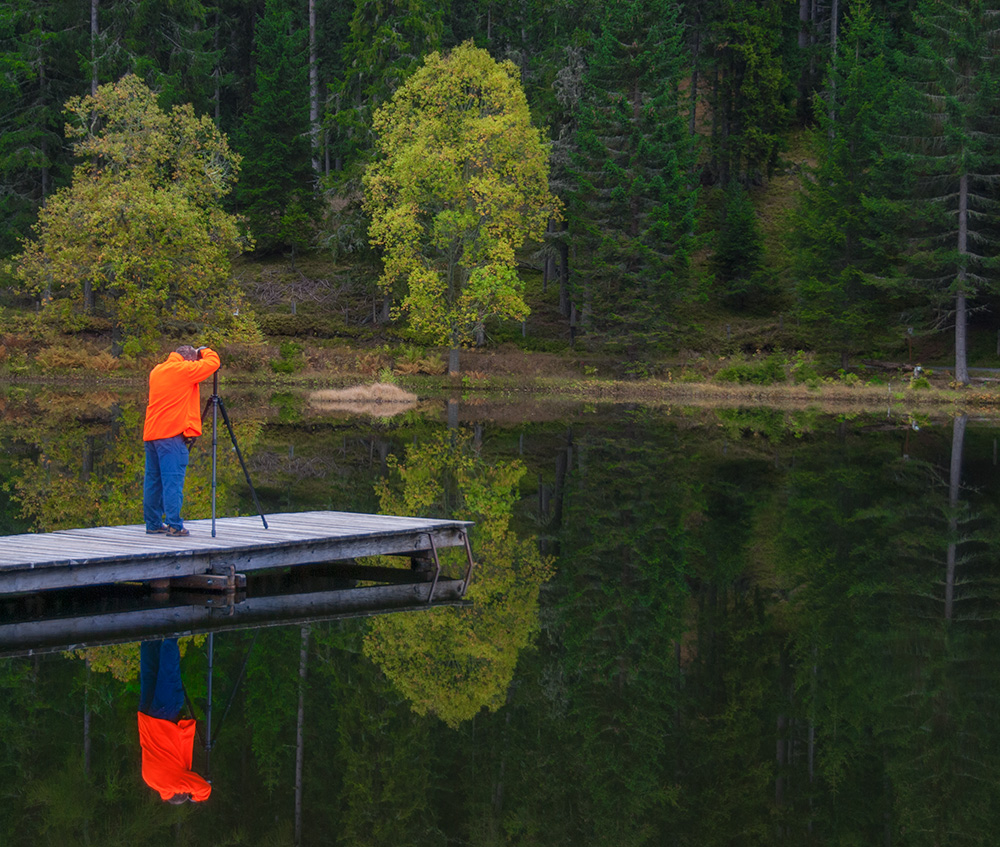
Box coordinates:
[142,349,220,441]
[137,712,212,802]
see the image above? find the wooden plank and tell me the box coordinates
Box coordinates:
[0,510,473,594]
[0,513,470,567]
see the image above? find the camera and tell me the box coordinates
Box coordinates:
[195,346,208,360]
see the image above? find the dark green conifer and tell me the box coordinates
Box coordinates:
[234,0,316,253]
[567,0,698,347]
[790,1,897,367]
[890,0,1000,383]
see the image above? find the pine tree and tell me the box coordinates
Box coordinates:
[567,0,698,347]
[705,0,792,184]
[327,0,442,178]
[235,0,315,253]
[892,0,1000,384]
[790,1,897,367]
[0,0,85,256]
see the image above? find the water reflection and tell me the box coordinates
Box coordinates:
[137,638,211,804]
[3,389,1000,845]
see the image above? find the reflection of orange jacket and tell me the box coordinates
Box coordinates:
[142,349,220,441]
[137,712,212,802]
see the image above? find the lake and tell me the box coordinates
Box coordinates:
[0,384,996,846]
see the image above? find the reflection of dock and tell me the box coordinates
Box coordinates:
[0,564,471,657]
[0,510,474,595]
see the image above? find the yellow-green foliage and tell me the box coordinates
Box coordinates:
[13,75,254,358]
[9,397,263,533]
[68,635,206,682]
[364,430,552,727]
[364,41,560,347]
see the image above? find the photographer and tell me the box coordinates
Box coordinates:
[143,345,220,537]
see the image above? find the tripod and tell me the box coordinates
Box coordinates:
[202,371,268,537]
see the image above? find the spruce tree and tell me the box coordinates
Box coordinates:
[713,179,764,311]
[892,0,1000,383]
[0,0,84,255]
[567,0,698,347]
[234,0,315,253]
[705,0,792,184]
[791,1,896,367]
[327,0,442,178]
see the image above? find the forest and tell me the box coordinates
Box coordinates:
[2,0,999,381]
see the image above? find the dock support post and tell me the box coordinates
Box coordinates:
[426,534,442,604]
[459,531,476,596]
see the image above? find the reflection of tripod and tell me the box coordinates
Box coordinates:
[201,371,268,537]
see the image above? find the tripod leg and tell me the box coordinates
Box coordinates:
[215,397,269,529]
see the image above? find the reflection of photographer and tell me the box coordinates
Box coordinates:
[137,639,211,804]
[142,345,220,537]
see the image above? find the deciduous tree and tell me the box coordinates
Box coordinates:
[363,41,559,374]
[364,430,551,727]
[13,74,255,357]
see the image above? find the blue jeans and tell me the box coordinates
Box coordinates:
[144,435,189,531]
[139,639,185,721]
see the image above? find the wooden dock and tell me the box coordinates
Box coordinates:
[0,511,475,595]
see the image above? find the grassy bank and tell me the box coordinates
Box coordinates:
[1,324,998,415]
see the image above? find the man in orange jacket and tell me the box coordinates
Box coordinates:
[143,345,221,537]
[138,638,211,804]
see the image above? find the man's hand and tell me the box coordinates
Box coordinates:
[195,346,209,359]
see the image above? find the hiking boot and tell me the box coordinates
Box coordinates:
[146,525,169,535]
[166,526,190,537]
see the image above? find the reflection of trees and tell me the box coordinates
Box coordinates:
[546,425,692,845]
[7,411,1000,844]
[883,414,1000,844]
[363,429,551,728]
[7,394,262,532]
[772,415,1000,844]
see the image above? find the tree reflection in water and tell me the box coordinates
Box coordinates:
[1,394,1000,845]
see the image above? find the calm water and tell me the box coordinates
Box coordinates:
[1,385,998,846]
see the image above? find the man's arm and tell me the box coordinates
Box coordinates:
[187,348,221,382]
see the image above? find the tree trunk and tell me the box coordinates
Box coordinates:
[797,0,810,121]
[83,658,92,775]
[39,57,49,200]
[828,0,839,135]
[557,230,570,318]
[448,344,460,377]
[213,11,221,125]
[689,12,701,136]
[955,171,969,384]
[945,413,967,622]
[308,0,320,178]
[91,0,99,96]
[294,625,310,847]
[543,218,558,293]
